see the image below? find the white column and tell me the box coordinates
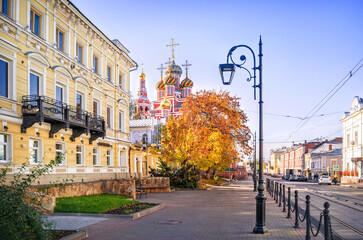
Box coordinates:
[15,0,20,23]
[45,2,49,42]
[26,0,30,28]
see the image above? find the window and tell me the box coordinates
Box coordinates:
[76,145,83,166]
[120,151,126,167]
[56,85,63,103]
[142,134,148,145]
[0,133,10,163]
[29,138,41,164]
[76,93,83,111]
[93,100,99,116]
[107,106,112,128]
[355,131,358,145]
[29,72,39,96]
[119,75,122,88]
[55,142,66,165]
[93,148,99,166]
[93,56,98,73]
[0,59,8,98]
[30,8,41,36]
[1,0,11,17]
[76,43,83,64]
[56,27,65,52]
[119,111,124,132]
[107,149,112,166]
[107,66,111,82]
[347,134,350,147]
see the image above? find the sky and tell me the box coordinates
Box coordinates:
[72,0,363,160]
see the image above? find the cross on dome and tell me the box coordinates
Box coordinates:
[157,63,165,80]
[182,60,192,76]
[166,38,179,60]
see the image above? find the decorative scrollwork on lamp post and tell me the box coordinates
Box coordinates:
[219,36,267,234]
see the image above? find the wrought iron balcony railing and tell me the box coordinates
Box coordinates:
[21,95,105,142]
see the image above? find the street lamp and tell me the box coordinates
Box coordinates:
[219,36,267,234]
[248,131,258,192]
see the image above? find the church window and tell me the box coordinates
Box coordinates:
[142,134,148,145]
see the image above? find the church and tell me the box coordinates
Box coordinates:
[133,39,194,120]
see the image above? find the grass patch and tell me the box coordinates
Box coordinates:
[201,177,227,186]
[55,194,137,214]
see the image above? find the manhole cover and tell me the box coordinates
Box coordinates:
[157,220,182,225]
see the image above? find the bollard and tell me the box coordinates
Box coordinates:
[276,182,279,203]
[272,181,274,197]
[287,187,291,218]
[279,183,282,207]
[305,195,311,240]
[282,185,286,212]
[323,202,332,240]
[294,190,299,228]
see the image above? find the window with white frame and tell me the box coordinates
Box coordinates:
[1,0,12,17]
[30,7,42,37]
[107,65,112,82]
[107,106,113,129]
[29,72,40,96]
[93,148,99,166]
[0,59,8,98]
[0,133,10,163]
[120,151,126,167]
[119,111,125,132]
[29,138,41,164]
[56,27,65,52]
[107,149,112,166]
[76,42,83,64]
[93,100,100,117]
[55,142,66,165]
[118,74,123,88]
[142,134,148,145]
[76,145,84,166]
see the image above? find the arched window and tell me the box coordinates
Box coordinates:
[145,107,149,112]
[142,134,148,145]
[139,106,143,111]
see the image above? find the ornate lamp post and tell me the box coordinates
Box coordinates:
[219,36,267,234]
[248,131,258,192]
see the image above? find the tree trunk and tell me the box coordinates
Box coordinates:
[206,168,212,179]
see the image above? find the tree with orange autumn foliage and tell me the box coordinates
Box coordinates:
[161,90,251,177]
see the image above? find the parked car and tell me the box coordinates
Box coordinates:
[318,175,332,185]
[289,175,298,181]
[271,174,278,178]
[296,175,307,181]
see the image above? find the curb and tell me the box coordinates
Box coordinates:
[60,230,87,240]
[52,203,166,220]
[341,184,363,189]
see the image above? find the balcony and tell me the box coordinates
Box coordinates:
[21,95,105,143]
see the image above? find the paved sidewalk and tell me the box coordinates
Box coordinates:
[49,178,322,240]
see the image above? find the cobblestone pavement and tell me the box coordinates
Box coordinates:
[80,178,322,240]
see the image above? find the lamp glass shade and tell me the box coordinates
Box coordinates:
[219,63,235,85]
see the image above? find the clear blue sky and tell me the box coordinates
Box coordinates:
[73,0,363,159]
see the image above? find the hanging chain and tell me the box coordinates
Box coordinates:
[310,212,323,237]
[298,208,307,222]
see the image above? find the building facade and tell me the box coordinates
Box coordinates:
[310,142,342,178]
[0,0,137,184]
[341,96,363,183]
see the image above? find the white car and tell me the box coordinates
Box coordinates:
[318,175,331,185]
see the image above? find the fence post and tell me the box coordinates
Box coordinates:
[279,183,282,207]
[282,185,286,212]
[272,181,275,198]
[323,202,332,240]
[294,190,299,228]
[287,187,291,218]
[305,195,311,240]
[276,182,279,203]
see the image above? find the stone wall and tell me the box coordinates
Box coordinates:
[26,191,56,215]
[217,167,248,180]
[138,177,170,193]
[32,179,136,200]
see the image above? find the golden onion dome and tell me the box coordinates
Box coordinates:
[139,71,146,79]
[160,97,171,109]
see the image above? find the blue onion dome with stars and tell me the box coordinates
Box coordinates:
[165,60,182,77]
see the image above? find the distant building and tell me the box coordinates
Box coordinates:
[310,142,342,179]
[341,96,363,183]
[270,149,285,174]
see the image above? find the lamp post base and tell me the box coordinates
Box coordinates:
[253,176,257,192]
[253,182,268,234]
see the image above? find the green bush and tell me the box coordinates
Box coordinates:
[149,159,200,189]
[0,158,61,240]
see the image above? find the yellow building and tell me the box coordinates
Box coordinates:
[0,0,138,183]
[270,149,284,174]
